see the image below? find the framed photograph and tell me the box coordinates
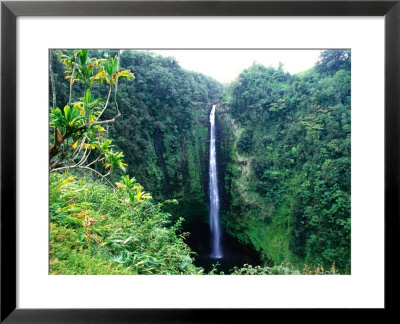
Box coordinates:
[1,0,398,321]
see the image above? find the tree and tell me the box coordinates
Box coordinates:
[315,49,351,76]
[224,50,351,272]
[49,49,134,183]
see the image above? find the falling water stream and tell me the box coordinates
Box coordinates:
[209,105,223,258]
[183,104,261,272]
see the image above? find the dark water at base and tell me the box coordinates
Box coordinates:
[184,222,261,274]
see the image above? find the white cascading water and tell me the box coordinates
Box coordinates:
[209,105,223,258]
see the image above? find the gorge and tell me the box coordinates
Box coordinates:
[49,49,351,275]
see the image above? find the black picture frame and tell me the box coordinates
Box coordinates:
[1,0,398,322]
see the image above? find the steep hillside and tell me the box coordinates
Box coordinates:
[221,50,351,272]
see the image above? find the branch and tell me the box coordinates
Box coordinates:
[91,83,112,124]
[75,147,89,167]
[72,137,86,161]
[50,151,67,169]
[78,166,117,190]
[87,155,101,167]
[90,51,121,127]
[50,165,125,201]
[89,115,120,126]
[49,124,86,161]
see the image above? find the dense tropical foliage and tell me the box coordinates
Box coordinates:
[222,50,351,272]
[49,49,351,275]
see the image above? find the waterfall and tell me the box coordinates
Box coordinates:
[209,105,223,258]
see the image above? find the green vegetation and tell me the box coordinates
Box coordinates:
[49,49,351,275]
[222,50,351,273]
[230,260,340,275]
[50,172,203,274]
[107,51,222,226]
[49,50,207,275]
[49,49,134,176]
